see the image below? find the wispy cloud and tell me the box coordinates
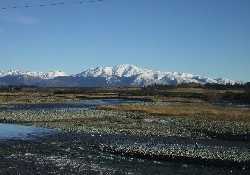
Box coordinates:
[0,15,39,25]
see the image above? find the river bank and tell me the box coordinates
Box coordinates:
[2,130,249,175]
[0,101,249,170]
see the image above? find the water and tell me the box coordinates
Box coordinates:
[0,99,249,174]
[0,123,55,140]
[0,99,137,111]
[216,101,250,109]
[0,99,133,140]
[1,131,247,175]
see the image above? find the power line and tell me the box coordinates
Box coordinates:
[1,0,104,10]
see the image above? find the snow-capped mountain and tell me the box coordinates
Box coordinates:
[76,64,236,86]
[77,64,159,78]
[0,64,239,87]
[0,70,70,79]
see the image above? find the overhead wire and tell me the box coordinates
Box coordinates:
[1,0,104,10]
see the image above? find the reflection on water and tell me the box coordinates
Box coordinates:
[0,99,138,140]
[0,123,55,140]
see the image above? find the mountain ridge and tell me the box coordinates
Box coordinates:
[0,70,69,79]
[0,64,241,87]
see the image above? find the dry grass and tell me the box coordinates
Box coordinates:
[165,88,245,94]
[0,92,75,104]
[101,104,250,118]
[150,96,205,103]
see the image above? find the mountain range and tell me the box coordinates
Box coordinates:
[0,64,239,87]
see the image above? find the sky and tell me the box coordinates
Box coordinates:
[0,0,250,81]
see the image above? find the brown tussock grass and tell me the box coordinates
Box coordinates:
[101,104,250,119]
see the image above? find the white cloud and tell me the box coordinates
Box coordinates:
[0,15,39,25]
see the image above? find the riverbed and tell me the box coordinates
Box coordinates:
[0,99,249,174]
[1,124,248,175]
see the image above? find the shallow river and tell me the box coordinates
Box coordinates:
[0,99,138,111]
[0,99,249,174]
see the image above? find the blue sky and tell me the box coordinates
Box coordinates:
[0,0,249,81]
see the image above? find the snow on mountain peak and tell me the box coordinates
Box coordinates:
[0,70,21,77]
[77,64,151,80]
[78,66,113,78]
[77,64,236,85]
[45,71,70,79]
[112,64,146,77]
[0,65,238,86]
[0,70,69,79]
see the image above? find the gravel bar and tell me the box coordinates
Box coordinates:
[0,102,249,169]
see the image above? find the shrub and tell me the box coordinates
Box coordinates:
[243,89,250,103]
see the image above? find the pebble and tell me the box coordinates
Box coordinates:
[0,102,249,166]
